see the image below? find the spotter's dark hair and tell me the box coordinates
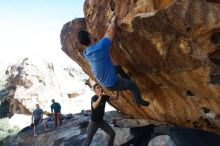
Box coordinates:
[92,83,100,90]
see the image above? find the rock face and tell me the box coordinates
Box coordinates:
[4,111,220,146]
[3,111,150,146]
[60,0,220,132]
[148,135,176,146]
[0,57,88,116]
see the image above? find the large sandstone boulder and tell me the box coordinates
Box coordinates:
[60,0,220,132]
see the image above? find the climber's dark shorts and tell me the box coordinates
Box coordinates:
[34,119,40,126]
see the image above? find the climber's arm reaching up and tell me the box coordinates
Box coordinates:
[104,15,117,41]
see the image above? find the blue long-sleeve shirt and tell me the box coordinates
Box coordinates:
[83,37,117,88]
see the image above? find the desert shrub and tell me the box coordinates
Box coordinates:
[0,118,20,141]
[0,74,7,91]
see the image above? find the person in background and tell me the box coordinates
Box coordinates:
[83,83,118,146]
[31,104,43,136]
[51,99,62,127]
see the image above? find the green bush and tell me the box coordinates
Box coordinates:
[0,101,10,118]
[0,118,20,141]
[0,74,7,91]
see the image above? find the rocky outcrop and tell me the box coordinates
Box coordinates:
[3,111,166,146]
[4,111,220,146]
[60,0,220,132]
[0,57,89,117]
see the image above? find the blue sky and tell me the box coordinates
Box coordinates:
[0,0,84,64]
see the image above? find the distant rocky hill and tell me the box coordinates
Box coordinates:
[0,57,90,118]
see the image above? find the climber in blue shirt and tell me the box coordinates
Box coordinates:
[77,14,149,107]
